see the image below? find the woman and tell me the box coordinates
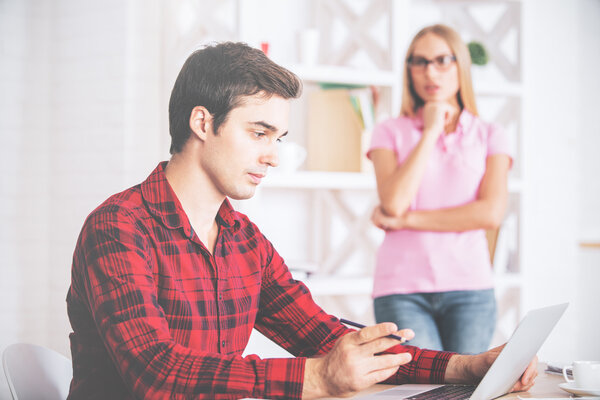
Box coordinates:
[367,24,512,353]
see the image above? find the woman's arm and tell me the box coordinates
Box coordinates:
[373,102,456,217]
[372,154,511,232]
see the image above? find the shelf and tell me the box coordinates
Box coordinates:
[286,63,398,87]
[263,171,523,193]
[298,274,523,296]
[262,171,375,190]
[578,230,600,248]
[493,273,524,287]
[287,65,522,95]
[474,81,523,97]
[301,276,373,296]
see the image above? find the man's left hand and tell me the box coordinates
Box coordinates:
[445,345,538,392]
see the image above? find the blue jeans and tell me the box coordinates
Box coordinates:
[374,289,496,354]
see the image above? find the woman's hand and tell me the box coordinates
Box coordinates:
[371,205,408,231]
[422,101,459,140]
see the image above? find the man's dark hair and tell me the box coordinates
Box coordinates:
[168,42,302,154]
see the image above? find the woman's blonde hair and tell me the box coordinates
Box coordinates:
[400,24,478,117]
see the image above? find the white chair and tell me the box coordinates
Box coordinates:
[2,343,72,400]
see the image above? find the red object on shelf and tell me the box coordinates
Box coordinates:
[260,42,269,56]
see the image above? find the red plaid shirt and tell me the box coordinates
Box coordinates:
[67,162,453,399]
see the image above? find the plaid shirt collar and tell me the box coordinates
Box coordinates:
[141,162,241,238]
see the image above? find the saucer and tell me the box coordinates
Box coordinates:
[559,382,600,396]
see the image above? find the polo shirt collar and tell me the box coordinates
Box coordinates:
[141,162,241,238]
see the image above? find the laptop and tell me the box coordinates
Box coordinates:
[360,303,569,400]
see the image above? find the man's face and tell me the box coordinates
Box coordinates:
[200,94,290,200]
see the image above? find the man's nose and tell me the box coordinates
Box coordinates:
[261,143,279,167]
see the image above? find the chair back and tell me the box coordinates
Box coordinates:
[2,343,72,400]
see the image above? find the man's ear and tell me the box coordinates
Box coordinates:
[189,106,212,142]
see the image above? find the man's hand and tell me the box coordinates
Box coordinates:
[302,323,415,399]
[445,345,538,392]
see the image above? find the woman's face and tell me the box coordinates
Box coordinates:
[409,32,460,106]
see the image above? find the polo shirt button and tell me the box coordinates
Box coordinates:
[218,293,223,300]
[222,340,225,348]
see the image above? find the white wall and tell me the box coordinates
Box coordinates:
[521,0,600,362]
[1,0,52,355]
[521,0,579,360]
[0,0,164,362]
[577,0,600,239]
[1,3,51,397]
[574,0,600,360]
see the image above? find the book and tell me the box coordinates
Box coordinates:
[307,89,363,172]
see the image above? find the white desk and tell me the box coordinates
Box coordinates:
[325,364,570,399]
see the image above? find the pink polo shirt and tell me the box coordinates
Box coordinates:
[367,110,513,298]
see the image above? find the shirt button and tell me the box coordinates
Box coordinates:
[221,340,225,348]
[218,293,223,300]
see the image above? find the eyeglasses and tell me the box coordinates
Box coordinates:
[407,55,457,72]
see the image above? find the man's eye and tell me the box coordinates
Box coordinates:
[254,131,266,137]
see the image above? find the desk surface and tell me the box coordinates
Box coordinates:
[325,365,569,399]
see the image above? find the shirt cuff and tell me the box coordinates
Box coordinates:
[386,345,455,385]
[412,348,455,383]
[260,357,305,400]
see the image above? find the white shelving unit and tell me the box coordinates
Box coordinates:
[265,171,524,193]
[263,171,375,190]
[162,0,526,343]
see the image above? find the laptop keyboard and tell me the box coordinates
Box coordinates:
[405,384,476,400]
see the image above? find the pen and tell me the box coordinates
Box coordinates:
[340,318,408,343]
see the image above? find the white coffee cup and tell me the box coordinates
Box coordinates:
[563,361,600,389]
[276,142,306,173]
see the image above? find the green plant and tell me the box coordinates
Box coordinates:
[468,41,489,66]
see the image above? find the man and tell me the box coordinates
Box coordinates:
[66,42,537,399]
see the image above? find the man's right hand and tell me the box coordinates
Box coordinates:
[302,322,414,399]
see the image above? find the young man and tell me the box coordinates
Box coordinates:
[66,42,537,399]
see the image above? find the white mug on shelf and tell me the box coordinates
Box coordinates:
[563,361,600,389]
[276,142,306,173]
